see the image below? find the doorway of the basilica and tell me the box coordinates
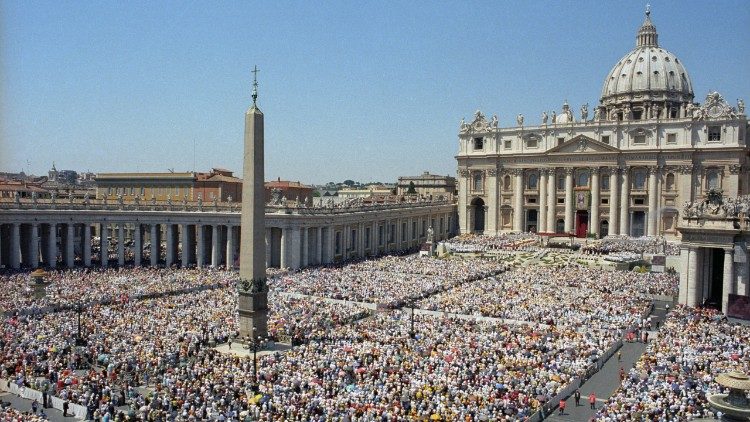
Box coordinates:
[471,198,485,234]
[632,211,646,237]
[600,220,609,237]
[526,209,538,233]
[575,211,588,238]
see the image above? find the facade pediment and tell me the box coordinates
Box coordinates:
[546,135,620,154]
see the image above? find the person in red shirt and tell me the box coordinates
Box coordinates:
[589,392,596,409]
[558,398,566,415]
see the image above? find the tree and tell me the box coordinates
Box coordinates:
[406,181,417,194]
[343,180,355,187]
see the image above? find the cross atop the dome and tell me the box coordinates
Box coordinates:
[251,65,260,106]
[646,4,651,17]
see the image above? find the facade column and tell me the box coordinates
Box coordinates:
[486,169,498,234]
[100,223,108,267]
[280,228,288,268]
[538,169,548,233]
[301,227,309,267]
[591,168,600,237]
[134,223,142,267]
[564,168,574,233]
[30,223,39,269]
[67,224,76,268]
[677,165,693,226]
[316,227,323,264]
[10,223,20,269]
[620,167,630,235]
[226,225,234,268]
[722,248,734,314]
[512,168,524,232]
[211,225,221,268]
[687,247,700,307]
[647,166,659,236]
[117,223,125,267]
[83,224,91,267]
[546,168,556,232]
[458,170,469,233]
[196,225,205,267]
[150,224,159,267]
[609,168,620,235]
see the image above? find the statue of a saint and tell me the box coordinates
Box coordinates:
[516,114,524,126]
[738,99,745,114]
[542,111,548,124]
[490,114,498,128]
[580,103,589,121]
[551,111,557,123]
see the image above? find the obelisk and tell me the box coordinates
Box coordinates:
[237,66,268,340]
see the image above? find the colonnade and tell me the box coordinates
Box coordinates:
[0,206,456,270]
[679,244,748,314]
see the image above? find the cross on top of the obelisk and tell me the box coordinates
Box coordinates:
[251,65,260,106]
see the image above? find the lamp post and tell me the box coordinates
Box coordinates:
[409,299,416,339]
[243,331,263,391]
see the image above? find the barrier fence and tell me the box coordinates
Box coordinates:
[1,378,87,420]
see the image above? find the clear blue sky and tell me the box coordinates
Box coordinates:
[1,1,748,184]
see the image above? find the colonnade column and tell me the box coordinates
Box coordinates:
[316,227,323,264]
[150,224,159,267]
[196,225,205,267]
[67,224,76,268]
[181,223,191,268]
[538,169,548,233]
[117,223,125,267]
[609,168,620,235]
[30,223,39,268]
[301,227,309,267]
[211,225,220,268]
[512,169,524,232]
[620,167,630,236]
[722,248,734,314]
[100,223,109,268]
[647,166,659,236]
[564,168,574,233]
[591,168,600,237]
[290,227,302,269]
[546,169,556,232]
[134,223,142,267]
[83,224,92,267]
[280,228,288,268]
[678,246,689,304]
[48,223,57,268]
[226,225,234,268]
[165,224,175,267]
[10,223,20,269]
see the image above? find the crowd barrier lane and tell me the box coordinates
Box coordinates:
[2,378,86,419]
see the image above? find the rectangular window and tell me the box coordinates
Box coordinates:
[666,133,677,144]
[557,198,564,204]
[602,176,610,191]
[557,177,565,191]
[504,140,512,149]
[526,138,538,148]
[473,137,484,150]
[633,135,646,144]
[557,137,565,146]
[602,198,609,205]
[708,126,721,142]
[634,198,645,205]
[601,135,610,144]
[527,197,536,204]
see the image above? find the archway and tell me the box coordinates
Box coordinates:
[471,198,485,234]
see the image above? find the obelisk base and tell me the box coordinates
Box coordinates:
[238,286,269,339]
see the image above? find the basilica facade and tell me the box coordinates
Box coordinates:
[456,11,748,239]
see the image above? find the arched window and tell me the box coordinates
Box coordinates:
[527,173,538,190]
[473,172,483,192]
[576,172,589,187]
[706,170,720,190]
[665,173,675,191]
[633,170,647,190]
[503,175,511,190]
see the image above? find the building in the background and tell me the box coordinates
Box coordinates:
[95,168,242,202]
[456,10,748,239]
[338,185,393,199]
[264,179,314,205]
[0,180,49,199]
[397,172,456,198]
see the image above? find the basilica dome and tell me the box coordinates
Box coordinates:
[600,11,694,115]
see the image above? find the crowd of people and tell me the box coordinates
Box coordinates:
[581,236,681,256]
[597,306,750,420]
[418,265,678,332]
[0,267,239,315]
[442,233,539,253]
[273,255,508,307]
